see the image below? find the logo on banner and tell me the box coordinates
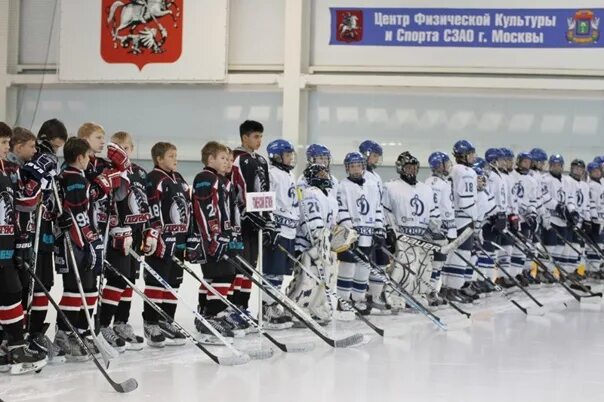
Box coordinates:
[336,10,363,43]
[101,0,183,70]
[566,10,600,44]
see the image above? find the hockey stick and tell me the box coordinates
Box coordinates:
[275,244,385,336]
[227,254,365,348]
[103,260,251,364]
[502,230,585,302]
[451,249,530,315]
[350,249,447,330]
[172,256,315,352]
[128,250,270,361]
[396,226,473,255]
[95,193,113,333]
[571,225,604,259]
[480,241,544,309]
[24,263,137,393]
[546,226,601,273]
[379,246,471,319]
[24,202,45,334]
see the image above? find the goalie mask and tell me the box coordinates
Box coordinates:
[396,151,419,185]
[304,163,332,191]
[267,139,296,172]
[344,152,366,182]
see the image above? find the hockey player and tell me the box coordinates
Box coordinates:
[586,162,604,278]
[473,164,498,293]
[230,120,276,316]
[383,151,439,309]
[25,119,67,360]
[425,151,456,305]
[358,140,390,313]
[191,141,243,342]
[509,152,539,286]
[141,142,190,347]
[53,137,105,361]
[7,128,37,166]
[260,139,298,329]
[542,154,578,277]
[566,159,591,278]
[288,164,337,324]
[336,152,382,314]
[98,132,147,351]
[0,122,47,374]
[441,140,478,303]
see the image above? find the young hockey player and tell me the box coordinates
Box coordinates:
[288,163,337,324]
[98,132,147,351]
[0,122,48,374]
[441,140,478,303]
[542,154,578,277]
[382,151,438,309]
[566,159,591,279]
[260,139,298,329]
[359,140,391,313]
[230,120,276,316]
[141,142,190,347]
[586,161,604,278]
[509,152,539,286]
[53,137,105,361]
[473,163,498,293]
[425,151,457,305]
[25,119,68,360]
[191,141,243,342]
[7,128,37,167]
[299,144,339,228]
[336,152,383,314]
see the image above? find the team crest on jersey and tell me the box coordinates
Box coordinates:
[166,193,189,232]
[513,182,525,198]
[356,195,370,215]
[410,194,424,216]
[0,189,14,228]
[288,186,299,208]
[576,190,584,206]
[556,188,565,203]
[101,0,183,70]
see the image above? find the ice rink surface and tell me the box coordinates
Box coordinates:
[2,276,604,402]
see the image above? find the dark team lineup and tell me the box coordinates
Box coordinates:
[0,118,602,389]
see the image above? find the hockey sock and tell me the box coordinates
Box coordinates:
[337,261,355,300]
[351,263,370,302]
[368,271,385,299]
[99,281,125,327]
[161,289,178,319]
[263,275,283,305]
[58,289,81,331]
[115,287,133,323]
[29,291,49,334]
[142,285,164,323]
[0,291,25,344]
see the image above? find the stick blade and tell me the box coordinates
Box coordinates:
[217,353,251,366]
[113,378,139,393]
[285,341,315,353]
[97,336,119,368]
[334,333,366,348]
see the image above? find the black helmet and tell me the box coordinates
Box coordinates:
[395,151,419,185]
[304,164,332,190]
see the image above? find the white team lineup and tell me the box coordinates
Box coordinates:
[1,118,604,400]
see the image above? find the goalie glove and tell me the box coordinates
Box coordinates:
[330,225,359,253]
[110,226,133,256]
[141,227,160,256]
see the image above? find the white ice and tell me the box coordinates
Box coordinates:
[2,274,604,402]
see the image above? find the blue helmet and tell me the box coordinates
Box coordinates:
[484,148,502,163]
[473,157,487,170]
[587,161,601,173]
[517,151,532,162]
[500,147,514,159]
[344,152,366,178]
[549,154,564,165]
[472,165,485,177]
[530,148,547,162]
[453,140,475,158]
[358,140,383,156]
[428,151,450,170]
[593,156,604,165]
[305,144,331,165]
[267,139,296,171]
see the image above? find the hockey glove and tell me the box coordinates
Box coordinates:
[566,209,581,227]
[86,236,105,275]
[582,220,593,235]
[525,214,537,232]
[54,236,69,274]
[209,235,230,261]
[107,142,131,171]
[555,203,566,218]
[141,227,160,256]
[185,235,205,263]
[491,212,507,232]
[385,226,397,254]
[155,234,176,261]
[57,212,73,233]
[262,220,280,247]
[228,236,245,257]
[22,152,57,182]
[110,226,133,256]
[507,214,520,232]
[372,227,386,248]
[91,173,112,199]
[14,237,32,271]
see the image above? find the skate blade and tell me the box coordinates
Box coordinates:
[66,354,93,363]
[48,355,67,364]
[146,341,166,349]
[163,338,187,347]
[369,308,392,316]
[125,342,144,351]
[10,359,47,375]
[197,335,233,346]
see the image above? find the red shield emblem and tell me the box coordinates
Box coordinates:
[101,0,183,70]
[335,10,363,43]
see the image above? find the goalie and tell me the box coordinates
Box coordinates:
[286,164,356,325]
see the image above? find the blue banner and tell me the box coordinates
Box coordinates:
[330,8,603,48]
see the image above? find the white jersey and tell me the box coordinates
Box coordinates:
[542,173,577,227]
[298,172,338,228]
[501,171,518,216]
[589,179,604,224]
[529,169,548,217]
[364,169,385,230]
[509,170,538,221]
[295,186,333,252]
[570,177,591,222]
[425,175,456,239]
[487,169,509,215]
[477,189,497,227]
[268,165,300,240]
[383,178,438,237]
[336,177,383,247]
[450,163,478,229]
